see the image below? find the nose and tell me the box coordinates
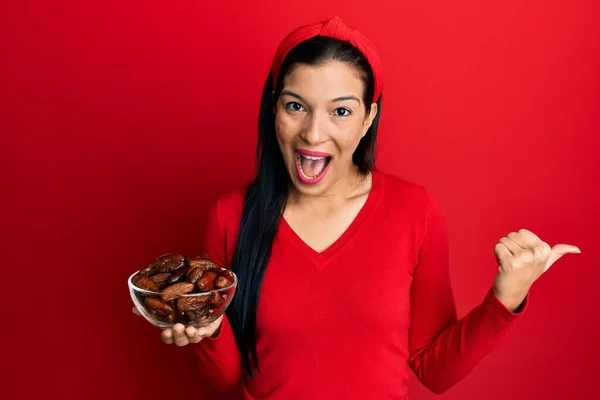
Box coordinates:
[300,111,328,145]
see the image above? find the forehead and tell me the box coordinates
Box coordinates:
[282,61,364,100]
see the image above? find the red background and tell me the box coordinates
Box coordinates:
[2,1,599,399]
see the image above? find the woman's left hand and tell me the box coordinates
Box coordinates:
[492,228,581,312]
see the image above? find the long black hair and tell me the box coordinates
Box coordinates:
[226,36,383,379]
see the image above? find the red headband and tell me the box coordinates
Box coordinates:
[271,16,383,102]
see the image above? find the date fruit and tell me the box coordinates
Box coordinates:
[196,271,218,292]
[166,267,190,285]
[209,291,225,306]
[150,273,171,290]
[136,277,159,292]
[145,297,174,315]
[155,254,186,274]
[186,267,204,285]
[161,282,194,302]
[215,276,232,289]
[220,269,235,282]
[177,295,210,311]
[188,258,221,272]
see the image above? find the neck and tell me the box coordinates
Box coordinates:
[287,164,371,216]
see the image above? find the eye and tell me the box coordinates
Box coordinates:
[333,107,352,117]
[285,102,305,112]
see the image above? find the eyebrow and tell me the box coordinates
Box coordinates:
[280,90,361,105]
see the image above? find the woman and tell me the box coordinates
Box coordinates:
[153,17,580,399]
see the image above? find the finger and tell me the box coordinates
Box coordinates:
[547,244,581,270]
[161,329,174,344]
[516,228,542,243]
[185,326,197,338]
[508,229,543,249]
[552,244,581,254]
[185,326,202,344]
[188,335,202,344]
[495,243,513,263]
[132,306,141,316]
[515,230,556,262]
[499,237,523,256]
[172,323,189,346]
[186,327,202,344]
[506,232,535,249]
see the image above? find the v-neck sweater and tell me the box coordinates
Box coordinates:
[192,169,527,399]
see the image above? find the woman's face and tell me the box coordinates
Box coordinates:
[274,61,378,196]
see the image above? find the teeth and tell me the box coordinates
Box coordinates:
[296,153,329,179]
[297,153,325,161]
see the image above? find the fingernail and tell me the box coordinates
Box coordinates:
[197,329,205,336]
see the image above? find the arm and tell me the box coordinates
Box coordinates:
[407,194,527,394]
[191,199,243,391]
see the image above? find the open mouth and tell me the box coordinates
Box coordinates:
[295,151,332,184]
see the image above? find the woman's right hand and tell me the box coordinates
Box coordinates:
[132,306,223,346]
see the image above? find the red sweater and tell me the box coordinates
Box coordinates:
[193,169,526,399]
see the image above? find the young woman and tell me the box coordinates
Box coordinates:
[152,16,580,399]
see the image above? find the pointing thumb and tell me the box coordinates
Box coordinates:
[546,244,581,270]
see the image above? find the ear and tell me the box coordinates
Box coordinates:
[361,103,378,138]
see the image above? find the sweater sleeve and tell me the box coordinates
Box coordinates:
[407,194,528,394]
[191,199,243,391]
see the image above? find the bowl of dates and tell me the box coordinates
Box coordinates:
[128,254,237,328]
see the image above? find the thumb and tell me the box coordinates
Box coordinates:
[546,244,581,270]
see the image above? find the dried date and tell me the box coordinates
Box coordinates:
[177,295,210,311]
[155,254,186,274]
[186,267,204,284]
[166,267,190,285]
[138,260,160,277]
[150,273,171,290]
[145,297,174,315]
[161,282,194,302]
[220,269,235,282]
[215,276,232,289]
[209,291,225,307]
[196,271,218,292]
[188,258,221,273]
[135,277,159,292]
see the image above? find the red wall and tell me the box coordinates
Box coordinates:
[3,1,599,399]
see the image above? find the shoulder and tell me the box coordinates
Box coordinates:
[374,168,440,213]
[212,183,248,226]
[374,169,447,248]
